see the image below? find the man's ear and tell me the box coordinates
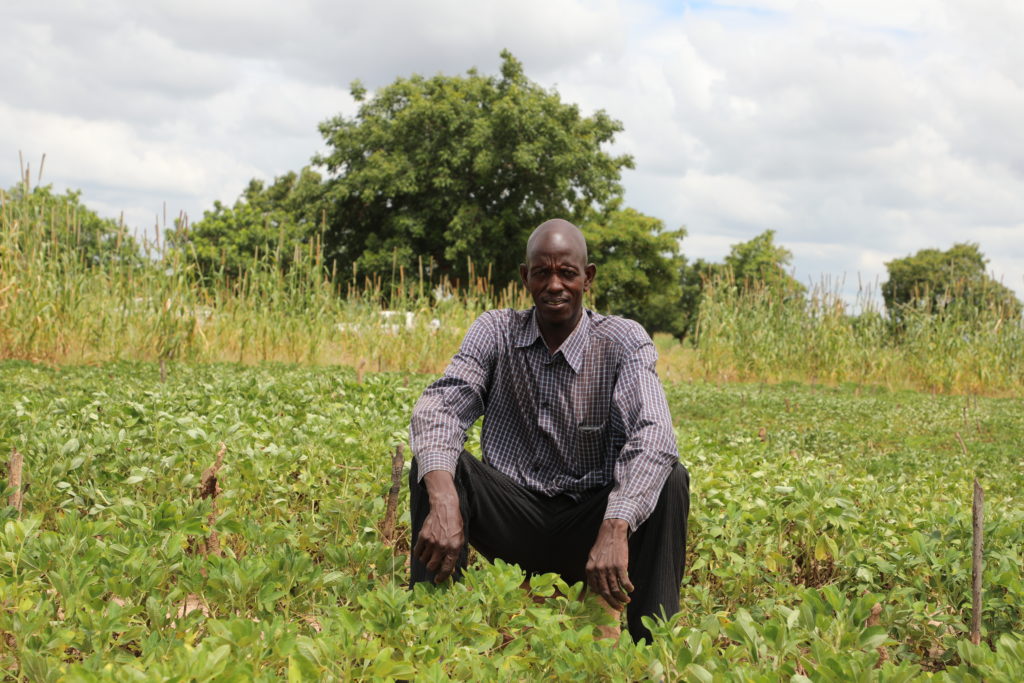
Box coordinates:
[583,263,596,291]
[519,263,528,287]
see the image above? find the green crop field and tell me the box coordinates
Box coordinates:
[0,361,1021,681]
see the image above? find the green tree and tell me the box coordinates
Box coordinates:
[882,243,1022,321]
[678,230,804,338]
[1,182,140,266]
[315,50,633,285]
[582,208,687,336]
[173,168,324,278]
[679,257,722,337]
[722,229,805,296]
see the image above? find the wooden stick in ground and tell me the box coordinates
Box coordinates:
[382,444,404,544]
[7,448,23,515]
[971,477,984,646]
[593,594,623,642]
[197,442,227,556]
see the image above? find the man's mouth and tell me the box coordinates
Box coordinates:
[542,299,569,307]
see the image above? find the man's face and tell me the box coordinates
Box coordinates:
[519,234,595,328]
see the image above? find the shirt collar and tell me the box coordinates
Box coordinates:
[514,308,591,373]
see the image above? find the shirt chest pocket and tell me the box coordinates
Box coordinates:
[573,423,607,475]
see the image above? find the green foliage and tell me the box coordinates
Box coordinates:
[583,208,687,336]
[882,243,1022,322]
[174,168,326,279]
[723,229,805,297]
[5,176,1024,393]
[0,181,140,267]
[0,363,1022,678]
[2,181,525,369]
[681,230,806,338]
[688,277,1024,393]
[665,379,1024,676]
[315,50,633,284]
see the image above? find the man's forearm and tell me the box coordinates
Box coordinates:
[422,469,458,505]
[414,469,465,583]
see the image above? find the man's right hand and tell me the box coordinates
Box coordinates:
[412,470,465,583]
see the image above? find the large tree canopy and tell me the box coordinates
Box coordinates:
[175,52,827,338]
[882,243,1022,321]
[314,50,633,285]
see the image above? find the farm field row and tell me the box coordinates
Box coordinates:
[0,361,1021,680]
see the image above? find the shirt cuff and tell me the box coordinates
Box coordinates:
[414,451,458,482]
[603,496,643,533]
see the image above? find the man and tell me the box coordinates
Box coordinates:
[408,218,689,642]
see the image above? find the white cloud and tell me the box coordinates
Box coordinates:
[676,171,790,228]
[604,1,1024,301]
[0,104,253,195]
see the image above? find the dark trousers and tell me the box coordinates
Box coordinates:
[409,451,690,642]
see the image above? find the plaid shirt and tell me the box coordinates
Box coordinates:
[410,307,679,531]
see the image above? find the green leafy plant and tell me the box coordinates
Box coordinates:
[0,363,1020,678]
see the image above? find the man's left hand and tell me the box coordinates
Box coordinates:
[586,518,633,611]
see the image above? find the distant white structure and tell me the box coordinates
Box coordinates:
[336,311,441,334]
[380,310,415,329]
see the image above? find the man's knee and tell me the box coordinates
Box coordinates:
[665,462,690,495]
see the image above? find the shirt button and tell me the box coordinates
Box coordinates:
[541,401,550,408]
[532,463,541,472]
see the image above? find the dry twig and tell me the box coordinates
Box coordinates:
[381,444,404,544]
[197,442,227,556]
[7,449,23,515]
[971,478,984,646]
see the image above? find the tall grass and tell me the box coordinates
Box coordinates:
[2,176,1022,395]
[683,275,1024,395]
[0,176,526,373]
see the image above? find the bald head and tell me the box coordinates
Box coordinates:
[525,219,588,265]
[519,218,595,336]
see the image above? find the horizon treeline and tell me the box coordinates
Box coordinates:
[4,164,1020,332]
[3,163,1024,395]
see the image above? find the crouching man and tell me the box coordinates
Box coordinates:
[408,218,689,642]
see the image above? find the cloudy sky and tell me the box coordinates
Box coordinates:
[3,0,1023,304]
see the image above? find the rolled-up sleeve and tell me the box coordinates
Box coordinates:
[409,311,499,480]
[604,339,679,531]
